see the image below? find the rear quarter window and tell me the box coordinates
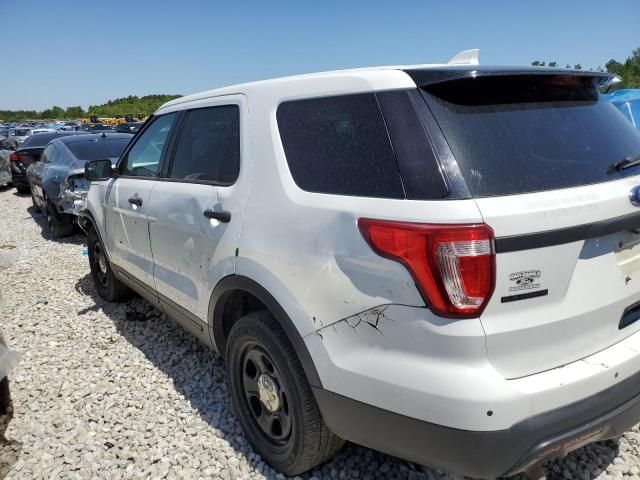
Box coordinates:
[277,93,404,198]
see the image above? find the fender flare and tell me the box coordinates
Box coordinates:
[208,275,322,388]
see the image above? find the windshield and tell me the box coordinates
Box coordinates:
[66,138,131,161]
[423,75,640,197]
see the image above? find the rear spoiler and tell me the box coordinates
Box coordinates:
[405,66,620,92]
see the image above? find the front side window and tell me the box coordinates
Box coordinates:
[121,113,177,177]
[277,93,404,198]
[168,105,239,183]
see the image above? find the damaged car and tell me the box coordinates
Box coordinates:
[0,150,11,187]
[10,132,88,194]
[29,132,132,238]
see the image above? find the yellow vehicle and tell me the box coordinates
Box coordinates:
[82,114,149,125]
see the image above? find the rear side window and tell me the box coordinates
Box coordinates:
[168,105,240,183]
[422,75,640,197]
[66,138,131,161]
[277,93,404,198]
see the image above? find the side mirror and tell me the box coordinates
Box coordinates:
[85,159,113,181]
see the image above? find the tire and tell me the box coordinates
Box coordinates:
[226,310,344,475]
[87,227,130,302]
[15,185,30,194]
[44,199,73,239]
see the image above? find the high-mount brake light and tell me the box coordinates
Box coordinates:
[358,219,496,318]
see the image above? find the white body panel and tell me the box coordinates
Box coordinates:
[477,177,640,379]
[105,178,157,288]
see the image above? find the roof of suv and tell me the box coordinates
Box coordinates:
[156,54,613,113]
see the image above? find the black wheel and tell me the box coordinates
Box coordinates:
[87,227,130,302]
[15,185,30,194]
[45,199,73,239]
[226,310,343,475]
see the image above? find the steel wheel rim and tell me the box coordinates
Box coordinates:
[93,242,108,288]
[240,343,292,446]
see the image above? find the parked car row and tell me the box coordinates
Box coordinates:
[7,55,640,479]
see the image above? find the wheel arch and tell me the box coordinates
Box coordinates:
[208,275,322,388]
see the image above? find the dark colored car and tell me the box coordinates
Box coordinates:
[28,133,133,238]
[115,122,143,134]
[9,132,88,194]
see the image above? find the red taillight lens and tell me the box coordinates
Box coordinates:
[358,219,496,318]
[9,153,28,162]
[9,153,19,162]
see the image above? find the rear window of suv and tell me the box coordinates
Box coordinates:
[422,74,640,197]
[277,93,405,198]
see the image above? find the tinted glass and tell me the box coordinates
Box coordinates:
[14,129,31,136]
[277,93,404,198]
[121,113,176,177]
[43,145,59,164]
[20,133,77,149]
[169,105,239,183]
[67,137,131,162]
[423,75,640,197]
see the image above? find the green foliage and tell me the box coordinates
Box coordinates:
[87,94,181,117]
[0,94,181,122]
[605,48,640,88]
[548,61,557,67]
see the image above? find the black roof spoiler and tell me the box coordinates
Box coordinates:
[404,66,620,92]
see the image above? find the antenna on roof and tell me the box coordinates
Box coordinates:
[448,49,480,66]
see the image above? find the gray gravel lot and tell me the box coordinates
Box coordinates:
[0,185,638,480]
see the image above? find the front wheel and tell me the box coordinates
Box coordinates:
[87,227,130,302]
[226,310,344,475]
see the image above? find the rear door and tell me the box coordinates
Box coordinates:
[419,72,640,378]
[105,113,178,289]
[148,97,247,323]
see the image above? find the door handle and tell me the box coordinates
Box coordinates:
[203,209,231,223]
[128,196,143,206]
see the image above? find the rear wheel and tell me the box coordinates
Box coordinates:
[226,310,343,475]
[87,227,130,302]
[15,185,30,195]
[45,200,73,239]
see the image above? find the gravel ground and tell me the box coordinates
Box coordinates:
[0,185,639,480]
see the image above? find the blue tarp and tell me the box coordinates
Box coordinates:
[607,89,640,129]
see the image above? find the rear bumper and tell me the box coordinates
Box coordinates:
[314,368,640,478]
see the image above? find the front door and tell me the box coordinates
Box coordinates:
[105,112,178,288]
[148,99,248,322]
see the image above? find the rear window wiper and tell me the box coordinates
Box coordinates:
[607,154,640,174]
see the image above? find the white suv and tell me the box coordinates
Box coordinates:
[80,52,640,478]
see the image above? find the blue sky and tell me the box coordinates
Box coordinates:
[0,0,638,110]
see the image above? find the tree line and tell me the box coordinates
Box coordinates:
[531,46,640,88]
[0,94,181,123]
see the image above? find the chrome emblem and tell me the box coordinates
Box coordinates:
[630,186,640,207]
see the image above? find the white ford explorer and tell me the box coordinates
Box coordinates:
[80,50,640,478]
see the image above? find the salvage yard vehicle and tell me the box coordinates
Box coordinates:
[8,127,32,146]
[29,133,132,238]
[79,51,640,479]
[0,150,11,187]
[9,132,88,194]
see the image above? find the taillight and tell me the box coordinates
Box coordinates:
[358,219,496,318]
[9,153,28,162]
